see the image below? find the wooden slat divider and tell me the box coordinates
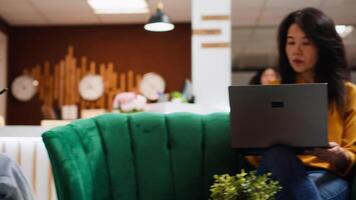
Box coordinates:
[70,58,76,104]
[128,70,133,91]
[72,58,76,104]
[98,63,106,108]
[136,74,142,93]
[68,55,73,104]
[59,60,65,106]
[54,64,59,101]
[75,64,80,103]
[79,56,87,110]
[120,73,126,92]
[64,55,71,105]
[107,63,114,93]
[81,57,87,77]
[107,91,115,111]
[48,77,53,107]
[89,62,96,74]
[19,46,146,118]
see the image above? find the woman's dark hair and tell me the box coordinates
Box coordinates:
[277,7,349,108]
[249,67,279,85]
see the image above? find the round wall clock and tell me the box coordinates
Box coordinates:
[11,75,38,101]
[139,72,165,101]
[78,74,104,101]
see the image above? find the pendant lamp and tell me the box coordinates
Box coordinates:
[144,2,174,32]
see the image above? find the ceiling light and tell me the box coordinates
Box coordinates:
[335,25,354,38]
[87,0,149,14]
[144,2,174,32]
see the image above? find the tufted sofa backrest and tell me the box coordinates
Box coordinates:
[43,112,246,200]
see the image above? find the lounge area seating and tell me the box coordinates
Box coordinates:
[42,112,356,200]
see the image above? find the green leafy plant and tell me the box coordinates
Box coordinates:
[210,170,282,200]
[170,91,188,103]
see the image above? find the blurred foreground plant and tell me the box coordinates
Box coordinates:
[210,170,282,200]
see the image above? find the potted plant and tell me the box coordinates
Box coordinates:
[210,170,282,200]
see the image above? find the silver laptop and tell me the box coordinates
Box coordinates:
[229,83,329,154]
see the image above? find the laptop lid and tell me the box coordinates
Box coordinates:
[229,83,329,154]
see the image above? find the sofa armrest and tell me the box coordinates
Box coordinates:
[43,127,92,200]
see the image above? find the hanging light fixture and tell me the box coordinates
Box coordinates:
[144,2,174,32]
[335,25,354,38]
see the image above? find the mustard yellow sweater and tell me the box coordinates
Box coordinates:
[247,81,356,176]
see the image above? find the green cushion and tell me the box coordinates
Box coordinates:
[95,113,137,200]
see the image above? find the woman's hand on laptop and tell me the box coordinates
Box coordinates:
[305,142,350,172]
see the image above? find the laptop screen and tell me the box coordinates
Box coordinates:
[229,83,329,154]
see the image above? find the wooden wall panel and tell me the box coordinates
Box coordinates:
[7,24,191,125]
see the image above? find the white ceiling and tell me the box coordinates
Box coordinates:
[1,0,356,67]
[0,0,355,27]
[0,0,190,26]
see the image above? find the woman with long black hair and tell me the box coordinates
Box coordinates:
[248,7,356,200]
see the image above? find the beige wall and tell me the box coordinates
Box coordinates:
[231,71,255,85]
[192,0,231,110]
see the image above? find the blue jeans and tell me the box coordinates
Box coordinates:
[256,146,349,200]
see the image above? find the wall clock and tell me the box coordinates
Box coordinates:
[11,75,38,101]
[139,72,165,101]
[78,74,104,101]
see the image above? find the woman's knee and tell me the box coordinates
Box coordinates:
[260,146,305,176]
[263,146,295,161]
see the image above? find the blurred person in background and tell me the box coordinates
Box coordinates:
[249,67,280,85]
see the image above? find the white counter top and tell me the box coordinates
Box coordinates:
[0,126,49,137]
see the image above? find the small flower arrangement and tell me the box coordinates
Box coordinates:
[210,170,281,200]
[112,92,147,113]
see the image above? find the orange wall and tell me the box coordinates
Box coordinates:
[7,23,191,125]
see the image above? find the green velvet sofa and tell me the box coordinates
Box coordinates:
[42,112,356,200]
